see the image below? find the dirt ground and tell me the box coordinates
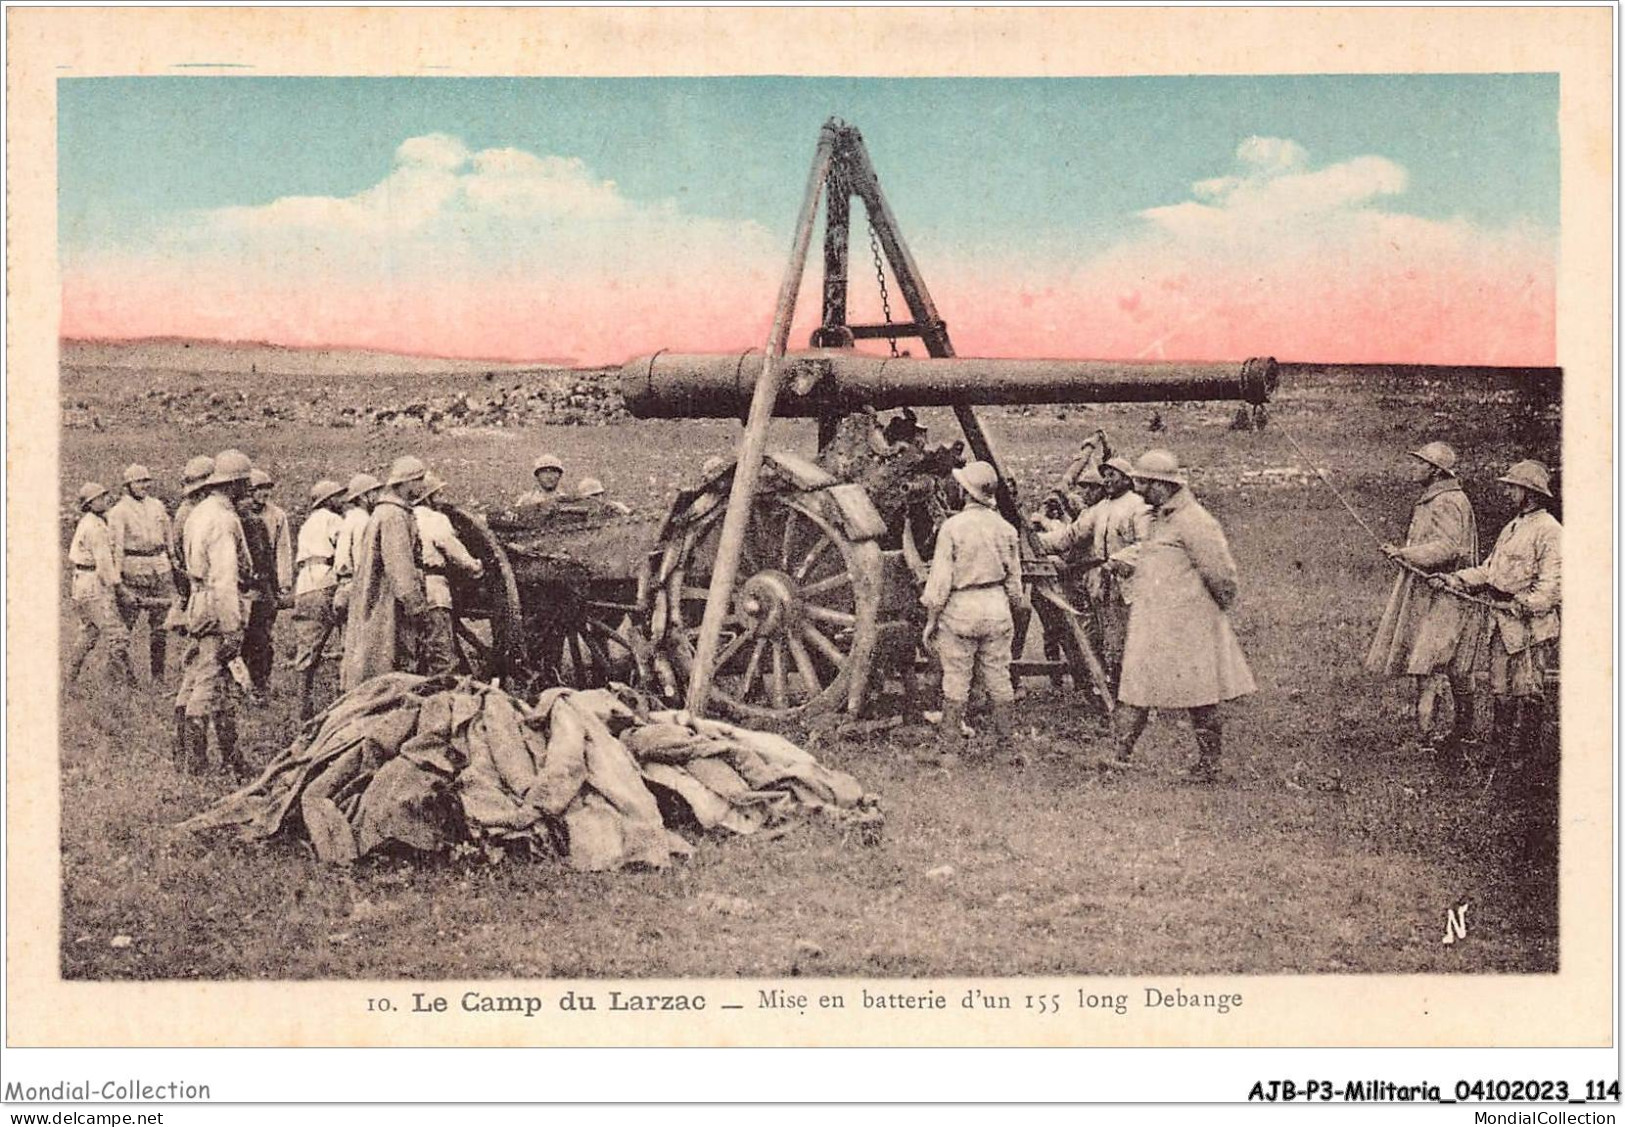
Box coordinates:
[55,339,1560,979]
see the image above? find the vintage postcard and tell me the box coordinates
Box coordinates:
[4,7,1614,1062]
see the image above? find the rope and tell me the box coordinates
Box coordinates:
[1272,418,1518,615]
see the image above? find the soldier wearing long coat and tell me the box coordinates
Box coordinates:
[1365,442,1480,747]
[340,458,429,691]
[1108,450,1255,781]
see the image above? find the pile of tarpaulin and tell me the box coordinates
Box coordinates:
[179,673,881,869]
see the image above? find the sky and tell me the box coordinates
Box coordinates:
[58,75,1559,365]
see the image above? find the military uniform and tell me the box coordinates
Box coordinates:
[66,489,135,687]
[176,465,251,776]
[108,485,176,679]
[413,479,483,676]
[341,460,430,690]
[292,481,347,719]
[922,462,1024,754]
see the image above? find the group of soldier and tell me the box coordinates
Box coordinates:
[66,451,499,778]
[66,425,1561,786]
[921,433,1560,782]
[923,444,1254,781]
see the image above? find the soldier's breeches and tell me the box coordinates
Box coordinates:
[936,607,1015,705]
[72,589,129,659]
[177,632,238,719]
[419,607,458,677]
[291,589,337,673]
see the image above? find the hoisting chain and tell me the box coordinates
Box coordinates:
[866,214,900,358]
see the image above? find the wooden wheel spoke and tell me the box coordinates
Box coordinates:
[454,619,492,657]
[801,622,847,666]
[794,538,833,581]
[714,629,755,672]
[802,571,852,598]
[786,633,822,696]
[768,644,789,710]
[737,638,767,699]
[780,507,799,568]
[803,604,857,629]
[568,632,588,681]
[583,619,633,653]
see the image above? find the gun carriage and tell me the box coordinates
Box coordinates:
[440,120,1279,723]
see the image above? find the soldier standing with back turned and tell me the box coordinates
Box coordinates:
[175,450,253,777]
[341,457,430,690]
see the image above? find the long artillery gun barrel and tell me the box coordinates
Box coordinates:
[622,349,1280,418]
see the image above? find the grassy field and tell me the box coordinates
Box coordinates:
[56,343,1559,979]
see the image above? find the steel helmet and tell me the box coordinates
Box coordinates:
[387,455,427,486]
[207,449,253,486]
[1130,449,1187,485]
[576,476,605,498]
[1409,441,1458,475]
[77,481,110,509]
[1102,456,1135,478]
[181,456,215,496]
[1075,466,1105,486]
[343,473,382,503]
[249,468,275,490]
[1497,459,1553,498]
[533,453,565,474]
[952,461,1000,506]
[309,479,346,508]
[122,463,153,485]
[418,472,447,502]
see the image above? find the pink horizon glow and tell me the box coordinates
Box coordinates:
[61,256,1555,367]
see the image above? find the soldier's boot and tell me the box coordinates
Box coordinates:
[934,700,968,765]
[149,630,168,683]
[182,717,211,776]
[1445,683,1478,753]
[1101,705,1148,770]
[65,634,94,687]
[216,713,248,781]
[1517,698,1550,780]
[171,707,188,771]
[984,700,1018,763]
[1186,727,1223,784]
[295,666,317,724]
[1184,706,1223,783]
[107,646,140,690]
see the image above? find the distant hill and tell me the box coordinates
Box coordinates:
[60,337,579,377]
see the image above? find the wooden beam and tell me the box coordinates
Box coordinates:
[685,124,837,715]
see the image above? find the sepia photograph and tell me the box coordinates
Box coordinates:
[5,7,1613,1066]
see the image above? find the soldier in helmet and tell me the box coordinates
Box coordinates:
[162,455,215,643]
[105,463,177,683]
[340,456,429,690]
[1366,441,1481,753]
[333,472,383,624]
[574,476,633,516]
[1434,459,1561,763]
[291,479,348,721]
[237,468,290,700]
[517,453,568,512]
[1106,449,1256,782]
[413,473,485,676]
[66,482,138,690]
[920,460,1028,763]
[174,450,254,777]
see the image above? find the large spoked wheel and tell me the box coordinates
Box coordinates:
[445,506,526,687]
[527,572,644,690]
[650,488,882,723]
